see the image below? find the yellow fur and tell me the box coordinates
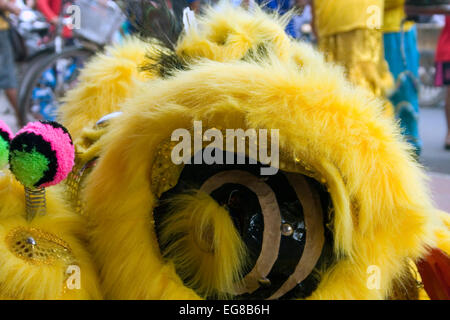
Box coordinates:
[0,172,102,299]
[434,211,450,255]
[176,4,292,62]
[57,5,448,300]
[158,191,248,299]
[79,53,443,299]
[58,6,320,138]
[59,37,155,141]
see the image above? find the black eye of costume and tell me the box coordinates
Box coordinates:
[154,149,334,300]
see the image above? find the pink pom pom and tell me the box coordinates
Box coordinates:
[15,121,74,187]
[0,119,13,141]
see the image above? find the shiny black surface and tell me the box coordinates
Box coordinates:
[153,149,335,299]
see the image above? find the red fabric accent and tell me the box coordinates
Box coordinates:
[61,25,72,39]
[436,16,450,62]
[435,62,444,86]
[36,0,72,38]
[416,248,450,300]
[36,0,62,22]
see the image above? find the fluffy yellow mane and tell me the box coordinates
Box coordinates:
[59,37,155,141]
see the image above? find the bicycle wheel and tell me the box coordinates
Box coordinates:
[19,46,94,124]
[18,50,55,107]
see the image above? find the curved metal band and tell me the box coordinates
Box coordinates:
[200,170,282,294]
[268,173,325,300]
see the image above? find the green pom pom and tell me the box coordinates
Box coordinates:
[10,149,49,188]
[0,137,8,168]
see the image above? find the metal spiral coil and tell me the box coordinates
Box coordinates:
[25,187,47,221]
[65,159,97,216]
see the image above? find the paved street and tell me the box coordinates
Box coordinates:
[419,107,450,212]
[420,107,450,174]
[0,93,19,133]
[1,92,449,211]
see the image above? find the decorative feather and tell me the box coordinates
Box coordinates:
[140,47,190,78]
[119,0,182,50]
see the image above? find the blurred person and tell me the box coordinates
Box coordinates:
[36,0,72,38]
[383,0,422,155]
[312,0,394,115]
[13,0,35,9]
[36,0,62,24]
[0,0,21,125]
[435,15,450,150]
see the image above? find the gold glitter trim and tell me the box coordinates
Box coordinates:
[65,159,97,216]
[65,125,105,215]
[150,127,326,198]
[5,227,75,266]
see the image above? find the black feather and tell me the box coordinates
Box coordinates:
[118,0,182,50]
[140,47,190,78]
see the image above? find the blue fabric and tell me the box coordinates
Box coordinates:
[384,25,422,156]
[256,0,297,38]
[258,0,292,14]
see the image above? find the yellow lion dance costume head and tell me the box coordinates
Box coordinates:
[56,3,449,300]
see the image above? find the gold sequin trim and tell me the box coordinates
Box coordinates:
[150,126,326,198]
[5,227,75,265]
[65,125,105,215]
[65,159,96,216]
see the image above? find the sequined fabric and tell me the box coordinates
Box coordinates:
[65,126,104,215]
[314,0,384,37]
[318,28,394,99]
[6,227,75,265]
[150,128,327,199]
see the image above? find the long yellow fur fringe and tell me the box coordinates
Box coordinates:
[158,191,248,299]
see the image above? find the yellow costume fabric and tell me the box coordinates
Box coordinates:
[0,12,9,31]
[383,0,414,33]
[314,0,384,37]
[318,28,394,98]
[314,0,394,102]
[58,5,449,300]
